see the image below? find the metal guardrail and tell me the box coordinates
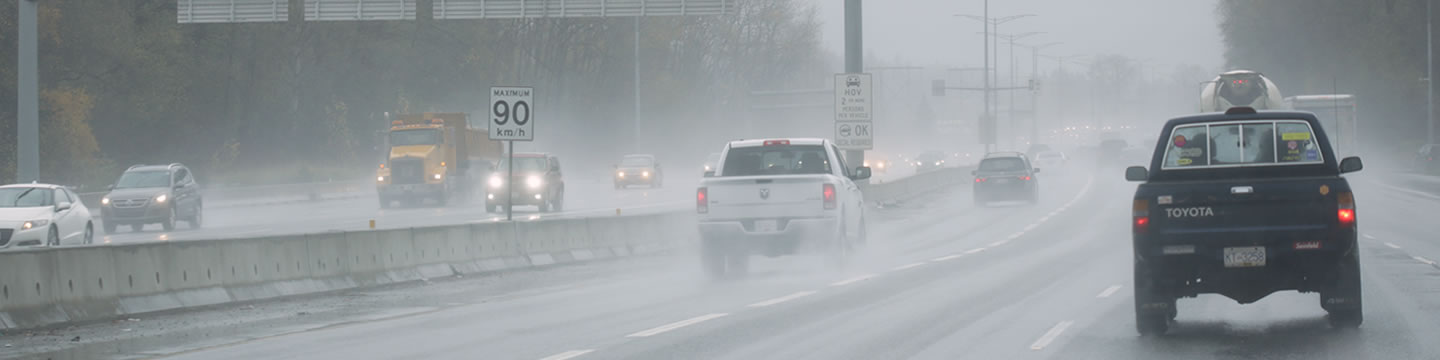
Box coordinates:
[76,179,373,210]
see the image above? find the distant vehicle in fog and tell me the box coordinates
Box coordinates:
[0,183,94,249]
[100,163,202,233]
[1099,139,1130,166]
[702,153,721,176]
[1286,94,1357,157]
[1200,70,1285,113]
[695,138,870,279]
[614,154,663,189]
[1032,151,1068,170]
[486,153,565,213]
[1414,144,1440,174]
[972,153,1040,206]
[376,113,503,208]
[914,151,947,173]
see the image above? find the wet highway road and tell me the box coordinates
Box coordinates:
[10,168,1440,360]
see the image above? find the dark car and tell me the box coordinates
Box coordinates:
[1099,139,1128,166]
[99,163,203,233]
[1413,144,1440,173]
[914,151,947,173]
[972,152,1040,206]
[614,154,663,189]
[486,153,565,213]
[1125,107,1365,335]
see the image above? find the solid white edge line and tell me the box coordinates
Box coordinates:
[830,274,876,287]
[1096,285,1123,298]
[1029,321,1075,350]
[1008,233,1023,240]
[964,248,987,254]
[1415,256,1438,266]
[931,254,965,262]
[1385,242,1402,249]
[1376,181,1440,201]
[1038,216,1051,222]
[538,350,595,360]
[626,313,729,338]
[989,240,1009,247]
[747,291,817,308]
[890,262,927,272]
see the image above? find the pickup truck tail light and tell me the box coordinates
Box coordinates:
[1337,191,1355,228]
[823,184,837,209]
[1133,198,1150,234]
[974,177,987,183]
[697,187,708,214]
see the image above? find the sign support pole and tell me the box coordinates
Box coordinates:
[506,141,514,221]
[16,0,39,183]
[844,0,865,178]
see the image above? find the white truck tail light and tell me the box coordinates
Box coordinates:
[823,184,837,210]
[697,187,708,214]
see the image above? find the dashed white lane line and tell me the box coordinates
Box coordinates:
[626,313,729,338]
[989,239,1010,247]
[931,254,965,262]
[1385,242,1403,249]
[830,274,877,287]
[1416,256,1438,266]
[1029,321,1074,350]
[747,291,817,308]
[538,350,595,360]
[1023,224,1039,231]
[890,262,928,272]
[1008,232,1024,240]
[1363,234,1377,240]
[964,247,987,255]
[1038,215,1051,222]
[1096,285,1123,298]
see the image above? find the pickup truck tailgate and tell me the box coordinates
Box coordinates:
[1150,178,1340,235]
[704,175,829,220]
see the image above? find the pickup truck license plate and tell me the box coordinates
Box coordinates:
[754,219,778,233]
[1223,246,1266,268]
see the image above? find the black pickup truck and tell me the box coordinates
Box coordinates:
[1125,107,1366,335]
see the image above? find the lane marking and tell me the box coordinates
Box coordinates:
[931,254,965,262]
[1008,232,1023,240]
[747,291,817,308]
[964,248,987,255]
[989,239,1010,247]
[626,313,729,337]
[1029,321,1074,350]
[830,274,876,287]
[1363,234,1377,240]
[1385,242,1402,249]
[1038,216,1051,222]
[1375,181,1440,201]
[890,262,927,272]
[538,350,595,360]
[1416,256,1438,266]
[1096,285,1123,298]
[1023,224,1039,231]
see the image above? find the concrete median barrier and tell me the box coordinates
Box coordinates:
[863,167,972,206]
[0,211,697,331]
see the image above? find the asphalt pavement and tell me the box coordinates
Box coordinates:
[8,165,1440,360]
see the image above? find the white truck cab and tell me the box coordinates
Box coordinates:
[696,138,871,279]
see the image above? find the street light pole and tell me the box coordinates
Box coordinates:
[955,12,1033,151]
[16,0,39,183]
[1021,42,1062,144]
[1430,0,1435,144]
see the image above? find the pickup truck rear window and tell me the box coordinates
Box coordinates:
[1161,120,1322,170]
[721,145,831,176]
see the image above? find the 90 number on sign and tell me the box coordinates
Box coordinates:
[492,100,531,126]
[489,86,534,141]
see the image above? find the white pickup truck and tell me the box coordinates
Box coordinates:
[696,138,871,278]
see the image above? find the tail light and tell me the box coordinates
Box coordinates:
[763,139,791,146]
[974,177,987,183]
[823,184,837,209]
[1133,199,1150,234]
[1020,176,1032,181]
[697,187,708,214]
[1337,191,1355,228]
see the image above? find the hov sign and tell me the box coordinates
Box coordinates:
[835,73,873,150]
[489,86,535,141]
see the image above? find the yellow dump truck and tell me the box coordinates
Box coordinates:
[376,113,503,207]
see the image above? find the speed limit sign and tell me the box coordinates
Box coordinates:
[489,87,534,141]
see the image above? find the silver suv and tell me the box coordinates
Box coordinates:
[100,163,203,233]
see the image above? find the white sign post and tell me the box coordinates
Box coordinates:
[834,73,873,150]
[490,86,535,221]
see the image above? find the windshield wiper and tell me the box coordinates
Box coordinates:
[12,188,36,206]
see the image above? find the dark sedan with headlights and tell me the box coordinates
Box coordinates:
[99,163,203,233]
[486,153,565,213]
[614,154,663,189]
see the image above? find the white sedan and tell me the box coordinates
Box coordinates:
[0,183,95,249]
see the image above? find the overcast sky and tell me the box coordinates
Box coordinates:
[806,0,1224,76]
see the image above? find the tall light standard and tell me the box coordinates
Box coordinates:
[955,11,1034,150]
[1019,41,1062,143]
[981,31,1043,148]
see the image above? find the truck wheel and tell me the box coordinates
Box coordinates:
[189,204,203,229]
[161,208,177,232]
[825,223,851,269]
[701,238,727,280]
[538,198,552,213]
[1323,249,1364,328]
[1134,261,1173,336]
[104,221,117,235]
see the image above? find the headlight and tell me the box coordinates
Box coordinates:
[155,194,168,203]
[934,162,942,166]
[377,176,386,182]
[432,173,443,180]
[704,165,712,171]
[488,176,504,188]
[642,171,651,178]
[526,176,544,189]
[22,219,49,230]
[617,171,626,178]
[101,197,110,205]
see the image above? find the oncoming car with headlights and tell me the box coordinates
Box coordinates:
[100,163,203,233]
[486,153,565,213]
[614,154,664,189]
[0,183,94,249]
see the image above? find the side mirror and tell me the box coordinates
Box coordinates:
[1340,156,1364,174]
[852,167,872,181]
[1033,168,1042,174]
[703,170,716,178]
[174,184,184,190]
[1125,166,1149,182]
[107,184,115,191]
[56,202,72,212]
